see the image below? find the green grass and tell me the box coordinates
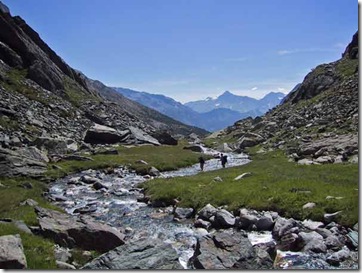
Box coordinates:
[63,76,99,108]
[0,177,61,225]
[336,58,358,79]
[142,148,358,227]
[1,69,50,106]
[0,177,63,269]
[47,142,212,179]
[0,223,57,269]
[0,142,209,269]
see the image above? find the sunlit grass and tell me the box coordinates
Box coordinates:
[47,142,212,179]
[142,148,358,227]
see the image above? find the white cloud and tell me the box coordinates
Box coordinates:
[251,87,258,91]
[278,87,286,92]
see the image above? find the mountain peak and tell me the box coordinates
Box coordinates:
[218,90,235,99]
[221,90,234,96]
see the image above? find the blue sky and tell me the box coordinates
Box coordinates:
[4,0,357,103]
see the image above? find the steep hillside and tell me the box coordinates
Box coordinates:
[185,91,285,114]
[212,31,358,165]
[0,2,206,177]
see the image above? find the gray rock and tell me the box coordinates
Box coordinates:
[32,136,74,155]
[35,206,125,252]
[255,216,274,231]
[236,209,259,230]
[129,126,161,146]
[54,245,72,263]
[272,217,297,239]
[197,204,217,221]
[298,231,327,253]
[80,175,101,184]
[148,166,160,177]
[56,260,76,270]
[174,207,194,220]
[315,228,333,239]
[326,248,350,266]
[194,219,212,230]
[315,156,333,164]
[325,235,344,250]
[346,229,358,248]
[324,211,342,223]
[234,172,252,181]
[0,147,47,178]
[20,198,39,207]
[352,223,358,231]
[213,209,236,228]
[93,181,108,190]
[191,231,255,269]
[151,131,178,146]
[183,145,203,152]
[82,239,182,269]
[0,234,27,269]
[213,176,223,182]
[302,219,324,230]
[84,124,124,145]
[302,202,316,209]
[279,233,299,251]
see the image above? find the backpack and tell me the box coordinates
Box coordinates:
[223,155,228,163]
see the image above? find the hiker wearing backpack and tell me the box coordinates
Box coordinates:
[220,153,228,168]
[199,156,205,171]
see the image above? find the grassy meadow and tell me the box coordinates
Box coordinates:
[142,147,359,227]
[0,142,207,269]
[0,141,358,268]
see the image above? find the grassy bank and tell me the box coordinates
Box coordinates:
[0,143,207,269]
[47,142,212,179]
[142,147,358,227]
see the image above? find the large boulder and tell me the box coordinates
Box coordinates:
[0,147,47,177]
[129,126,160,146]
[83,124,125,145]
[0,234,27,269]
[213,209,236,228]
[297,231,327,253]
[151,131,178,145]
[82,239,183,269]
[35,207,125,252]
[32,136,78,154]
[190,231,261,269]
[183,145,203,153]
[197,204,217,221]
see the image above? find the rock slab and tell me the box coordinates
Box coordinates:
[0,234,27,269]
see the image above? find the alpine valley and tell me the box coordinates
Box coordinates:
[0,1,358,271]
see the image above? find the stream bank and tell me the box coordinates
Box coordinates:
[45,148,358,269]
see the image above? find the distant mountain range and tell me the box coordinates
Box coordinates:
[185,91,285,114]
[113,88,286,132]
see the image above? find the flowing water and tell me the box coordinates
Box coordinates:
[48,147,358,269]
[49,148,251,268]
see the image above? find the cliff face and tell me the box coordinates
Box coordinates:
[219,31,358,164]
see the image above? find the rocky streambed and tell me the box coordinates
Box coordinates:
[45,149,358,269]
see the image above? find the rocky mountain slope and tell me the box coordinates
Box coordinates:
[0,2,207,177]
[213,32,358,165]
[115,87,281,131]
[185,91,285,114]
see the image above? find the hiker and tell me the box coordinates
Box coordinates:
[220,153,227,168]
[199,156,205,171]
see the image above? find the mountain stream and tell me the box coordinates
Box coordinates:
[48,147,357,269]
